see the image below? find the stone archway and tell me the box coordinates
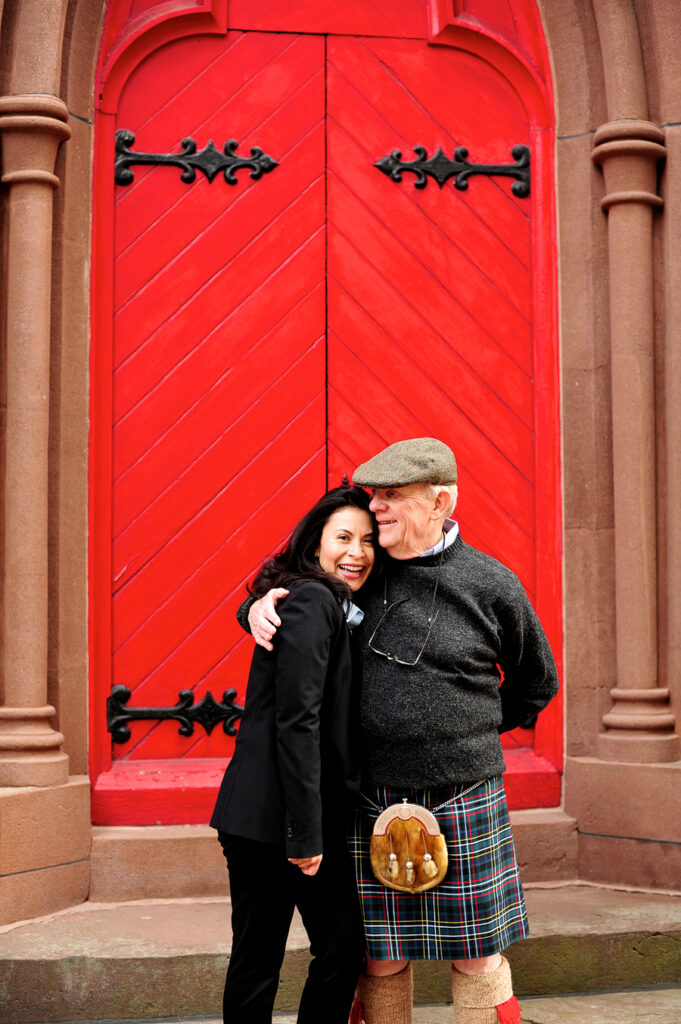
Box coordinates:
[89,0,563,827]
[2,0,681,924]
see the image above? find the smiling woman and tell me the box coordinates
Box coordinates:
[210,484,379,1024]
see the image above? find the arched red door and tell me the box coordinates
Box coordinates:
[91,0,561,824]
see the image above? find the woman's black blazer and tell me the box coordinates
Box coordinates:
[210,580,360,859]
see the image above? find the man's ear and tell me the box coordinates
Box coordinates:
[432,486,456,519]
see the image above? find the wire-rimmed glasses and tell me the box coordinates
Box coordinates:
[367,539,445,667]
[367,599,439,666]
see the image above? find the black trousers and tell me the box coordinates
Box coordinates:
[218,832,365,1024]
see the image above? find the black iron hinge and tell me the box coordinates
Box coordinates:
[107,684,244,743]
[114,129,278,186]
[375,143,530,196]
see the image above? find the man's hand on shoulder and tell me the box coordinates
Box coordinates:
[248,588,289,650]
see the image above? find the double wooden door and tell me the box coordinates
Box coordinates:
[92,7,561,823]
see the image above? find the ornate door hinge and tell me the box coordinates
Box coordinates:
[375,143,530,196]
[107,684,244,743]
[114,130,279,186]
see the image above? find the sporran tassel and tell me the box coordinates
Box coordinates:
[404,835,415,884]
[421,851,437,878]
[388,834,399,878]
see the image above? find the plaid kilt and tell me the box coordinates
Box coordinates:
[349,775,528,961]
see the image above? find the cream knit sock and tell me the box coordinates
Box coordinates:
[450,957,520,1023]
[353,962,413,1024]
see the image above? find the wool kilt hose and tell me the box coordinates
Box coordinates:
[350,776,528,961]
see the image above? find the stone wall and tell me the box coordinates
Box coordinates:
[541,0,681,887]
[0,0,679,924]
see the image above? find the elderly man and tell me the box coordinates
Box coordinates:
[243,438,558,1024]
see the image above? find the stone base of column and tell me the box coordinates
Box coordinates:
[599,687,679,762]
[0,751,70,787]
[0,706,69,786]
[598,730,680,762]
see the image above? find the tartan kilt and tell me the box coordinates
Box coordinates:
[349,775,528,961]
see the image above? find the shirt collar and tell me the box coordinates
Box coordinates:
[344,600,365,628]
[418,518,459,558]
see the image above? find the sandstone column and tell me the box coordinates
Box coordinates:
[0,94,71,785]
[592,119,679,762]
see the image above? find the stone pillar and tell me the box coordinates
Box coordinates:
[592,119,679,762]
[0,94,71,786]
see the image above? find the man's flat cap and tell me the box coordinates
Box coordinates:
[353,438,458,488]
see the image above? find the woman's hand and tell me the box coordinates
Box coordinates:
[248,589,289,650]
[288,854,322,876]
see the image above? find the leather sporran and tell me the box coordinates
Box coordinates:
[370,802,448,893]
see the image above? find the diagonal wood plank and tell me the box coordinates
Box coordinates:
[113,402,325,680]
[115,66,325,307]
[113,285,325,581]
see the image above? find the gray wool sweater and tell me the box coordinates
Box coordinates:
[237,533,559,789]
[354,533,559,787]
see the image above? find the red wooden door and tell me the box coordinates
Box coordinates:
[92,1,560,824]
[327,36,534,584]
[325,34,559,805]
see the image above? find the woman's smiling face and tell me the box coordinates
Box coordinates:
[316,507,375,591]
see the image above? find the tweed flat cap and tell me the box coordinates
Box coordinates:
[353,438,458,488]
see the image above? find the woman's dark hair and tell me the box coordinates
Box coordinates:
[250,485,381,602]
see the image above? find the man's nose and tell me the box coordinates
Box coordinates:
[369,494,382,511]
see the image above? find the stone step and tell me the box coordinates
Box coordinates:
[0,884,680,1024]
[37,989,681,1024]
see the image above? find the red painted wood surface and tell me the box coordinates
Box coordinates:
[91,747,559,826]
[92,0,561,824]
[111,31,327,768]
[326,36,535,592]
[227,0,426,37]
